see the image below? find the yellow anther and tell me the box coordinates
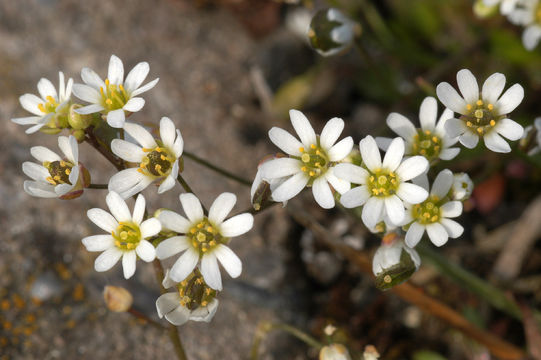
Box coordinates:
[390,172,396,178]
[314,162,321,167]
[46,177,56,185]
[431,215,439,222]
[46,95,56,103]
[197,223,204,228]
[53,175,61,181]
[192,240,198,248]
[137,168,144,174]
[142,148,152,152]
[195,278,203,284]
[299,147,304,152]
[490,119,496,126]
[309,171,315,177]
[190,228,197,234]
[466,104,472,110]
[64,168,71,175]
[432,136,438,143]
[301,166,307,172]
[105,79,110,86]
[315,150,321,155]
[160,155,166,161]
[206,226,213,232]
[310,144,316,149]
[201,300,208,307]
[424,130,431,135]
[434,145,440,151]
[205,288,212,295]
[38,104,46,112]
[466,121,473,127]
[127,243,135,250]
[488,103,494,110]
[476,99,483,106]
[139,163,146,169]
[60,160,66,167]
[105,99,113,105]
[209,240,216,246]
[155,164,162,171]
[181,280,188,286]
[420,149,426,155]
[156,148,162,153]
[477,127,484,134]
[391,179,397,185]
[372,188,379,195]
[423,212,431,218]
[201,247,208,252]
[369,176,375,182]
[114,240,121,247]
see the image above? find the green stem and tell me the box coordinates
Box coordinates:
[183,151,251,187]
[87,183,108,189]
[127,307,167,330]
[250,321,323,360]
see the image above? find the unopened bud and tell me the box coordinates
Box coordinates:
[68,104,94,130]
[308,8,359,57]
[520,118,541,155]
[363,345,380,360]
[373,240,420,291]
[103,285,133,312]
[473,0,498,18]
[450,173,473,201]
[319,344,351,360]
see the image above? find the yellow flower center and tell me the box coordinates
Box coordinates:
[412,195,442,225]
[411,129,441,160]
[188,218,227,255]
[44,160,73,186]
[297,142,330,180]
[462,99,500,136]
[38,96,59,114]
[112,221,141,250]
[138,145,177,178]
[366,168,400,197]
[100,79,129,111]
[177,269,217,310]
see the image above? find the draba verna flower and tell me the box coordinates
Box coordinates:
[319,343,352,360]
[259,110,353,209]
[402,169,464,248]
[156,192,254,290]
[22,135,89,199]
[308,8,357,57]
[156,269,219,326]
[251,155,289,210]
[507,0,541,50]
[108,117,183,199]
[523,117,541,155]
[372,239,421,290]
[376,97,460,162]
[334,136,429,228]
[451,172,474,201]
[12,72,73,134]
[482,0,519,14]
[436,69,524,153]
[72,54,159,128]
[83,192,160,279]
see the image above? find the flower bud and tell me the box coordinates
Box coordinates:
[103,285,133,312]
[373,239,420,291]
[450,172,473,201]
[473,0,498,18]
[363,345,380,360]
[319,344,351,360]
[68,104,94,130]
[308,8,358,57]
[520,118,541,155]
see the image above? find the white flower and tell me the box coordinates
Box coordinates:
[402,170,464,248]
[156,269,219,326]
[376,97,460,162]
[23,135,86,199]
[319,344,352,360]
[308,8,356,57]
[156,192,253,290]
[335,136,429,228]
[482,0,519,14]
[108,117,183,199]
[83,192,159,279]
[524,117,541,155]
[260,110,353,209]
[436,69,524,153]
[451,172,474,201]
[12,72,73,134]
[251,156,288,209]
[72,55,159,128]
[372,240,420,277]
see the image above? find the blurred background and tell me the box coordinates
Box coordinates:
[1,0,540,359]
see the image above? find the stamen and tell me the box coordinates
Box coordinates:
[476,99,483,106]
[489,119,496,126]
[487,103,494,111]
[477,127,484,134]
[466,104,472,110]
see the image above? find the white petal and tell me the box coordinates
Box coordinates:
[123,97,145,112]
[170,248,199,282]
[260,158,301,179]
[484,131,511,153]
[330,163,368,184]
[140,218,162,238]
[164,306,190,326]
[439,147,460,160]
[325,169,350,194]
[82,235,114,252]
[122,251,137,279]
[214,244,242,278]
[397,183,428,204]
[444,118,467,138]
[419,97,438,131]
[190,299,219,322]
[340,185,370,208]
[495,118,524,141]
[220,213,254,237]
[75,103,104,115]
[25,123,46,134]
[156,236,190,259]
[158,175,176,194]
[396,156,428,181]
[440,218,464,238]
[57,136,75,163]
[361,197,384,228]
[482,73,506,105]
[124,62,150,93]
[37,78,58,100]
[23,181,57,198]
[106,191,132,222]
[456,69,479,105]
[459,131,479,148]
[156,293,181,318]
[132,194,146,225]
[22,162,49,181]
[123,122,157,149]
[270,172,309,202]
[359,136,382,172]
[160,117,176,148]
[209,193,236,225]
[385,195,405,225]
[496,84,524,115]
[87,208,119,233]
[441,201,463,218]
[426,223,449,247]
[327,137,353,162]
[268,127,303,156]
[106,109,126,128]
[289,109,316,146]
[72,84,101,103]
[320,117,344,149]
[108,55,124,85]
[81,67,105,89]
[130,78,159,97]
[30,146,61,162]
[111,139,144,162]
[136,240,156,262]
[108,168,146,196]
[19,94,45,115]
[118,177,154,199]
[11,116,41,125]
[436,82,468,114]
[201,253,222,291]
[523,25,541,51]
[435,108,455,135]
[55,183,75,197]
[386,113,417,141]
[94,247,123,272]
[312,177,335,209]
[180,193,204,223]
[405,222,425,248]
[382,137,405,172]
[159,210,191,233]
[172,130,184,157]
[431,169,453,198]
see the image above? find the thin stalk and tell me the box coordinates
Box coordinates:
[87,183,108,189]
[84,127,124,171]
[176,174,208,214]
[127,307,167,330]
[183,151,251,187]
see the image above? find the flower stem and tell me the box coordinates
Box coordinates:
[176,174,208,214]
[250,321,322,360]
[183,151,252,187]
[87,183,108,189]
[84,127,124,171]
[127,307,167,330]
[153,259,189,360]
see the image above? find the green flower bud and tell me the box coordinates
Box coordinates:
[68,104,94,130]
[308,8,359,57]
[373,240,420,291]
